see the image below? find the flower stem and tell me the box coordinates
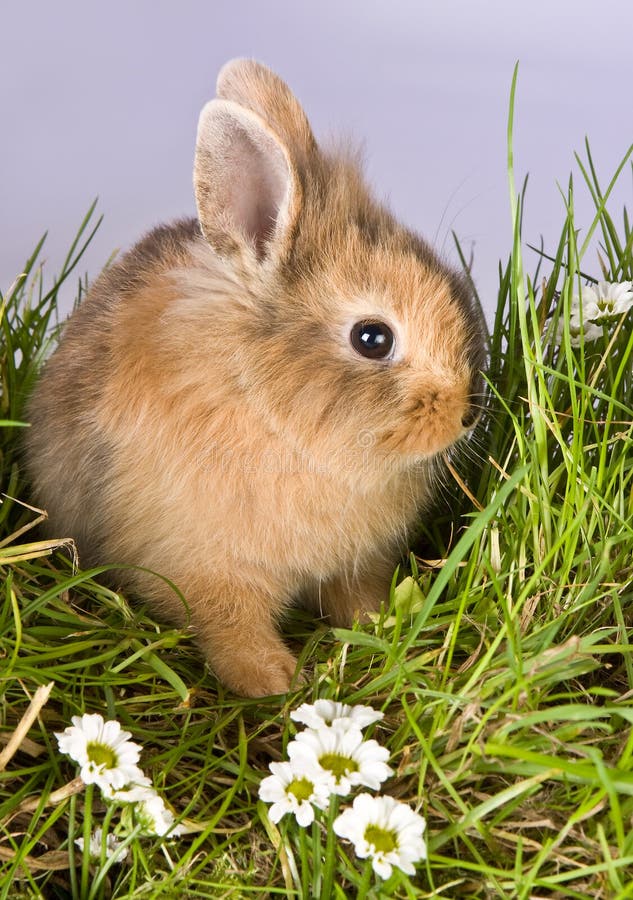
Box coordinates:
[319,795,339,900]
[80,782,94,899]
[298,823,309,899]
[356,857,374,900]
[68,792,79,898]
[311,817,322,898]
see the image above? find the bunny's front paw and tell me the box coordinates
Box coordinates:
[225,646,301,697]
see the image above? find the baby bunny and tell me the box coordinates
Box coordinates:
[25,59,486,697]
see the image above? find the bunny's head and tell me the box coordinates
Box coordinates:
[183,59,486,479]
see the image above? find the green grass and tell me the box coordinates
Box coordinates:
[2,79,633,897]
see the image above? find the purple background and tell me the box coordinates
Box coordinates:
[1,0,631,318]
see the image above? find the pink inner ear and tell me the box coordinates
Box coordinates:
[195,99,296,261]
[230,130,290,257]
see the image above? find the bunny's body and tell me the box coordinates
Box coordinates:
[26,60,486,696]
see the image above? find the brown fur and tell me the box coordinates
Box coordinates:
[25,59,486,697]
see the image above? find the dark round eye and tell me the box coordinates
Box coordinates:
[350,321,395,360]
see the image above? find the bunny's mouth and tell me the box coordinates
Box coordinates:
[381,385,477,459]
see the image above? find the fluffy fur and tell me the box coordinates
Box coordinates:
[25,59,486,697]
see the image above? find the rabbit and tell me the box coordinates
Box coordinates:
[25,58,487,698]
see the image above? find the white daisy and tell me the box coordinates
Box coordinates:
[560,280,633,347]
[135,790,185,837]
[288,727,392,796]
[259,760,331,827]
[333,793,427,879]
[290,700,383,733]
[560,313,602,347]
[75,827,129,862]
[581,280,633,324]
[105,780,155,804]
[55,714,146,794]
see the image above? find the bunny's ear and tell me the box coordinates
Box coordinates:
[216,58,316,162]
[194,99,300,262]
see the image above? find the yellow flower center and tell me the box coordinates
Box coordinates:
[86,742,118,769]
[319,753,358,781]
[364,824,397,854]
[287,777,314,803]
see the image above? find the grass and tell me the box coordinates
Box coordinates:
[1,77,633,897]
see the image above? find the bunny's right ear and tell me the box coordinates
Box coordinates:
[194,99,300,263]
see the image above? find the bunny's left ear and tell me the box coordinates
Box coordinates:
[194,98,301,263]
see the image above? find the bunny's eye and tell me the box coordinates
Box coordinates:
[350,321,395,360]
